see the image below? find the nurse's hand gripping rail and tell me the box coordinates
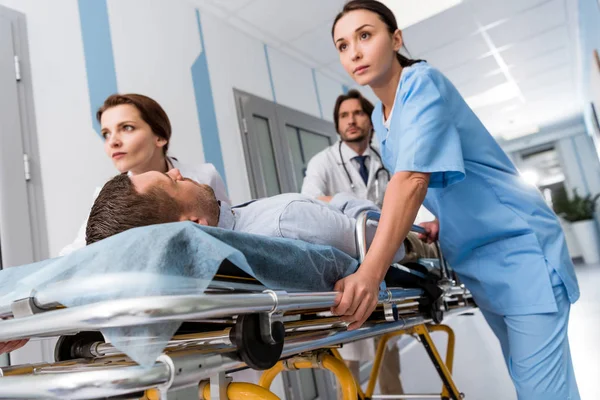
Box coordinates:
[0,211,475,400]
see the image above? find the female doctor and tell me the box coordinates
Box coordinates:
[330,1,580,399]
[0,95,231,355]
[60,93,230,255]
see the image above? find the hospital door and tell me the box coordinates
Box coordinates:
[234,90,336,198]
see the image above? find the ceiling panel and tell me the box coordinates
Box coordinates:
[509,47,570,81]
[211,0,255,13]
[403,3,479,56]
[381,0,463,29]
[235,0,344,42]
[521,81,577,103]
[226,14,279,45]
[499,26,570,65]
[419,33,490,71]
[472,97,524,119]
[516,64,572,91]
[455,73,509,98]
[470,0,552,26]
[485,0,566,48]
[444,54,501,87]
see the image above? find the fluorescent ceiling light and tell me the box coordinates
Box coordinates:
[380,0,463,29]
[498,125,540,141]
[521,169,539,186]
[465,82,522,110]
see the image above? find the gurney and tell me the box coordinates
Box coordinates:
[0,211,475,400]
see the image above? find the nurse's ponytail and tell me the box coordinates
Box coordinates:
[332,0,424,68]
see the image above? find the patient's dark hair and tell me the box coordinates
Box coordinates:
[85,174,181,245]
[333,89,374,133]
[331,0,424,68]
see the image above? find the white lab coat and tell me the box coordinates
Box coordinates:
[59,157,230,256]
[302,141,385,206]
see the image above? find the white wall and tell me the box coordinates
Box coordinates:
[0,0,365,258]
[108,0,205,165]
[0,0,115,258]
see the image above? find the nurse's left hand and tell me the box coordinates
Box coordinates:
[331,270,380,330]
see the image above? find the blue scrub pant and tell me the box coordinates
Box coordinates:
[480,270,580,400]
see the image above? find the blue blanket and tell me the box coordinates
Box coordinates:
[0,221,358,365]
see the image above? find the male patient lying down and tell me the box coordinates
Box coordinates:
[85,168,437,263]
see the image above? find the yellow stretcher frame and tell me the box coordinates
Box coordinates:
[142,323,462,400]
[332,323,462,400]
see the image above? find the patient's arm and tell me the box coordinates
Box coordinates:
[328,193,380,219]
[279,199,358,257]
[278,199,405,262]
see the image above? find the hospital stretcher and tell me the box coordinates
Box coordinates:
[0,211,476,400]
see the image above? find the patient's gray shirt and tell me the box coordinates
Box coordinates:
[217,193,405,261]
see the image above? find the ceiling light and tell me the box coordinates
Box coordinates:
[465,82,522,110]
[521,169,539,186]
[379,0,463,29]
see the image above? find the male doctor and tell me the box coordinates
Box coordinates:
[302,90,405,395]
[302,90,386,206]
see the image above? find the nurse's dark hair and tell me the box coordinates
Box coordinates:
[333,89,374,133]
[331,0,424,68]
[97,93,172,154]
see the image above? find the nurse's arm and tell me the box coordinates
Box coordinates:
[361,170,430,281]
[332,171,429,329]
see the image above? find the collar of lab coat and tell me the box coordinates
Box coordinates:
[337,141,375,165]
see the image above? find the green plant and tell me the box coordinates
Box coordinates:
[553,188,600,222]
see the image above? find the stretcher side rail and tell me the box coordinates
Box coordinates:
[0,287,427,342]
[0,304,476,400]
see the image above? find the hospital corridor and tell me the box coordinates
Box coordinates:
[1,0,600,399]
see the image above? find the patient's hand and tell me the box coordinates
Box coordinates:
[418,220,439,244]
[331,270,380,330]
[0,339,28,355]
[318,196,333,203]
[0,317,29,354]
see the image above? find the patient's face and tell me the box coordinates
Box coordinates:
[130,168,218,225]
[101,104,167,174]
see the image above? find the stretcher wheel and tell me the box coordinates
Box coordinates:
[231,314,284,370]
[430,298,445,324]
[54,331,105,361]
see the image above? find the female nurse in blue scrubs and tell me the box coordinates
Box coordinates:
[330,1,580,399]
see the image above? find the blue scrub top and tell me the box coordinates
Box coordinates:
[372,62,579,315]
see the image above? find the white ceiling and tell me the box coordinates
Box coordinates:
[190,0,583,140]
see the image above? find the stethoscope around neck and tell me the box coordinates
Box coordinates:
[338,139,391,204]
